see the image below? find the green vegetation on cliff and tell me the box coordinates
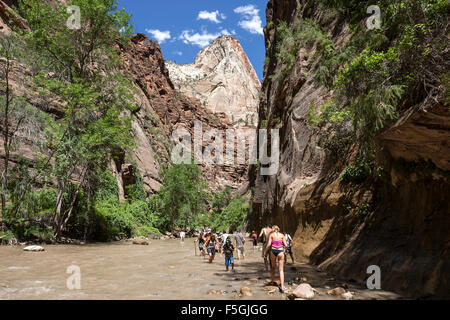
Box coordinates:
[273,0,448,157]
[0,1,250,244]
[1,0,136,242]
[315,0,448,150]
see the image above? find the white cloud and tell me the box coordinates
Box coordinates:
[234,4,263,35]
[173,51,183,56]
[179,29,232,48]
[145,29,171,43]
[234,4,259,16]
[197,10,226,23]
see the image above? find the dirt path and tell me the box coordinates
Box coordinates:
[0,238,402,300]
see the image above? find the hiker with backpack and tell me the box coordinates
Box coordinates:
[223,237,235,272]
[205,233,218,263]
[250,231,258,251]
[284,232,295,264]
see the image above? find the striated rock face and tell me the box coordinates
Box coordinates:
[0,28,250,196]
[379,104,450,171]
[121,34,249,194]
[249,0,450,298]
[0,1,29,35]
[166,36,260,127]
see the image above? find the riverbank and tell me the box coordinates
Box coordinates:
[0,238,402,300]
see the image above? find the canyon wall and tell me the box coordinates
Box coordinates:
[249,0,449,298]
[0,0,252,199]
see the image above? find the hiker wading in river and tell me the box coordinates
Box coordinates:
[224,237,235,272]
[205,233,218,263]
[264,225,288,293]
[180,230,186,246]
[234,231,245,260]
[259,224,272,272]
[251,231,258,251]
[196,232,206,258]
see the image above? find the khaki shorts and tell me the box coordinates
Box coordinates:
[262,241,267,258]
[237,246,244,255]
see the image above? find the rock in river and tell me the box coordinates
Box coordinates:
[341,292,354,300]
[292,283,315,300]
[327,287,346,296]
[240,287,253,297]
[23,245,45,252]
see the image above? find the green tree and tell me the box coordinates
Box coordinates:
[0,36,18,228]
[209,196,249,232]
[211,186,233,213]
[14,0,136,237]
[150,164,208,231]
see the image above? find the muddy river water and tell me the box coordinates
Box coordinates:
[0,239,402,300]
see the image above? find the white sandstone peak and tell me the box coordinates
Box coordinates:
[166,36,260,127]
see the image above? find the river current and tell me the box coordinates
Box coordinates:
[0,239,401,300]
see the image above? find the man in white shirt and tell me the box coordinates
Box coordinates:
[180,230,186,246]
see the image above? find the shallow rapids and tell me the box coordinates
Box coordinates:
[0,239,401,300]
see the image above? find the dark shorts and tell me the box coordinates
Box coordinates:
[207,247,215,255]
[286,247,292,254]
[253,240,258,246]
[271,248,285,257]
[225,256,234,267]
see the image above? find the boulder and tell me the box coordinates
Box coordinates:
[133,240,149,245]
[262,285,279,291]
[327,287,346,296]
[23,245,44,252]
[244,278,258,285]
[207,289,222,296]
[240,287,253,297]
[292,283,315,299]
[342,292,354,300]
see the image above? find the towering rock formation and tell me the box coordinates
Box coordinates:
[166,36,260,127]
[120,34,249,194]
[249,0,449,298]
[0,0,252,197]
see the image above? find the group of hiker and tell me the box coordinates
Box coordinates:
[195,229,246,270]
[193,224,295,292]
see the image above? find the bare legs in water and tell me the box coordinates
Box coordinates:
[270,251,286,292]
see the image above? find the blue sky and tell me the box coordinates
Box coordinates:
[117,1,268,80]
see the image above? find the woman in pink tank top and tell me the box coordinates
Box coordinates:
[263,225,288,292]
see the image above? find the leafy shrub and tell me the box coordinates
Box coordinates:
[340,158,372,183]
[208,196,250,232]
[0,229,15,244]
[311,0,450,151]
[148,164,208,232]
[358,203,371,217]
[272,18,331,85]
[93,197,160,241]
